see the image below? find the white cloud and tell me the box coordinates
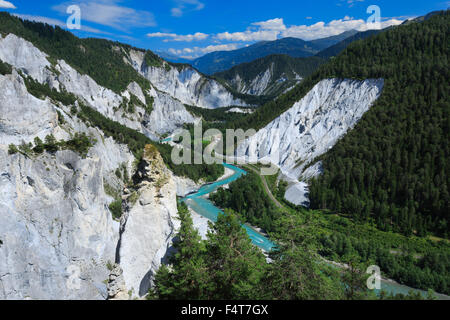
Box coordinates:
[169,43,240,57]
[171,0,205,17]
[162,15,405,58]
[215,18,285,42]
[213,16,403,42]
[52,1,156,31]
[216,30,279,42]
[281,17,403,40]
[0,0,16,9]
[252,18,286,31]
[14,14,110,35]
[147,32,208,42]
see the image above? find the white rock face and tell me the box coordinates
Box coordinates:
[227,64,301,97]
[246,67,273,95]
[126,50,247,109]
[0,34,196,141]
[226,107,255,114]
[236,78,384,205]
[0,34,51,83]
[118,146,180,298]
[146,88,198,137]
[0,37,184,299]
[0,148,119,300]
[0,65,143,299]
[172,175,201,197]
[0,71,58,145]
[230,65,273,96]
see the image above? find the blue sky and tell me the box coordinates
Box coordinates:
[1,0,448,59]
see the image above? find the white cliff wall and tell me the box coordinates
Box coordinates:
[0,34,186,299]
[236,78,384,205]
[118,145,180,298]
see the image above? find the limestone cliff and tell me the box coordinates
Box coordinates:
[0,33,184,299]
[236,78,384,206]
[118,145,180,298]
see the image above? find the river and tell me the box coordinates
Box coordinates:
[181,163,276,252]
[181,163,449,300]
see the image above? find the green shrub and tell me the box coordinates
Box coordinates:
[109,200,123,220]
[0,59,12,75]
[8,144,18,155]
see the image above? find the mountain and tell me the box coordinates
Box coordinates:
[0,8,448,301]
[0,12,249,110]
[316,29,383,59]
[309,29,359,48]
[213,54,326,98]
[232,10,449,239]
[190,31,357,74]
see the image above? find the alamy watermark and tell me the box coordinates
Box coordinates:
[66,264,81,291]
[66,5,81,30]
[367,5,382,29]
[366,265,381,290]
[169,123,279,176]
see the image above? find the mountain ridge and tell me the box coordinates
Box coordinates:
[187,30,359,74]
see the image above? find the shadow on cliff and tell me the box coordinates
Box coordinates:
[138,236,179,297]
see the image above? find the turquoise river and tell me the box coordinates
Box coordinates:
[181,163,449,300]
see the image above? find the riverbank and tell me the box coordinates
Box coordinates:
[181,163,276,252]
[322,257,450,300]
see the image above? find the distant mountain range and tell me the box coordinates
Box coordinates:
[212,29,384,99]
[158,30,358,75]
[316,29,383,59]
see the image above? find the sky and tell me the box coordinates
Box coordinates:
[0,0,448,59]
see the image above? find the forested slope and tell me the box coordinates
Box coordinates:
[307,11,449,237]
[225,11,448,237]
[213,54,326,98]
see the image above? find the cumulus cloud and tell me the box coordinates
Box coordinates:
[215,18,285,42]
[171,0,205,17]
[147,32,208,42]
[52,1,156,31]
[216,29,279,42]
[215,16,403,42]
[0,0,16,9]
[281,17,403,40]
[168,43,240,57]
[252,18,286,31]
[162,15,405,58]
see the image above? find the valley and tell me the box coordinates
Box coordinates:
[0,6,448,302]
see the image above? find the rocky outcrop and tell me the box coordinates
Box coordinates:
[126,49,247,109]
[118,145,180,298]
[236,78,384,206]
[107,264,128,300]
[172,174,206,198]
[229,65,274,96]
[145,88,198,137]
[0,69,138,299]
